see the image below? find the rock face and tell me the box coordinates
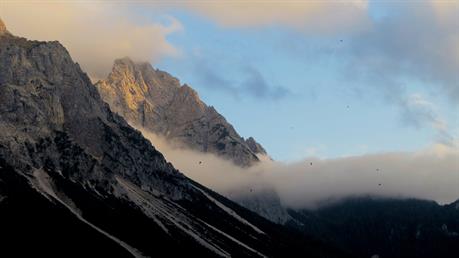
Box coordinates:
[245,137,267,156]
[0,18,7,34]
[0,21,342,257]
[96,58,266,167]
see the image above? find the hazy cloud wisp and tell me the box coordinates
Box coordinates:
[193,57,290,100]
[138,127,459,210]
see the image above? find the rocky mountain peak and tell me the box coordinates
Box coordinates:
[96,58,267,167]
[0,18,6,34]
[245,137,267,155]
[95,58,285,221]
[114,56,135,65]
[111,57,135,74]
[0,19,4,29]
[110,57,180,89]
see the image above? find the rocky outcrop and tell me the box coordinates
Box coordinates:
[0,18,7,34]
[245,137,267,156]
[229,187,291,224]
[96,58,266,167]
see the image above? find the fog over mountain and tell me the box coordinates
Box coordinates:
[93,56,459,221]
[138,128,459,209]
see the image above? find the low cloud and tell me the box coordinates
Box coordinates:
[1,2,182,80]
[138,127,459,210]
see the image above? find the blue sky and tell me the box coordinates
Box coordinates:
[150,2,458,161]
[3,1,456,162]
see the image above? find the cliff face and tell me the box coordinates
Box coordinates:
[96,58,266,166]
[0,20,336,257]
[0,19,7,34]
[245,137,267,156]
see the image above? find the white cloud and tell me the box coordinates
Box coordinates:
[0,2,182,80]
[138,127,459,210]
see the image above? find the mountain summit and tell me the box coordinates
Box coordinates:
[96,57,266,166]
[0,18,8,34]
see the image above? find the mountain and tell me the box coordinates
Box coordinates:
[95,57,266,167]
[288,197,459,258]
[0,19,6,33]
[448,199,459,210]
[0,19,344,257]
[95,57,292,224]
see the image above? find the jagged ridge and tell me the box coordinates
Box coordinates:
[96,57,266,167]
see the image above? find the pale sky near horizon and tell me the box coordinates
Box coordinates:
[1,0,458,161]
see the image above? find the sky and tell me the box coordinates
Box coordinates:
[154,2,458,161]
[1,0,458,162]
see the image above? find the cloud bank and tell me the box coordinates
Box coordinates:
[139,128,459,209]
[182,0,369,34]
[0,2,182,80]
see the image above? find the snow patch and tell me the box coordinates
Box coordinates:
[116,177,230,257]
[193,185,266,235]
[200,220,267,258]
[31,170,146,258]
